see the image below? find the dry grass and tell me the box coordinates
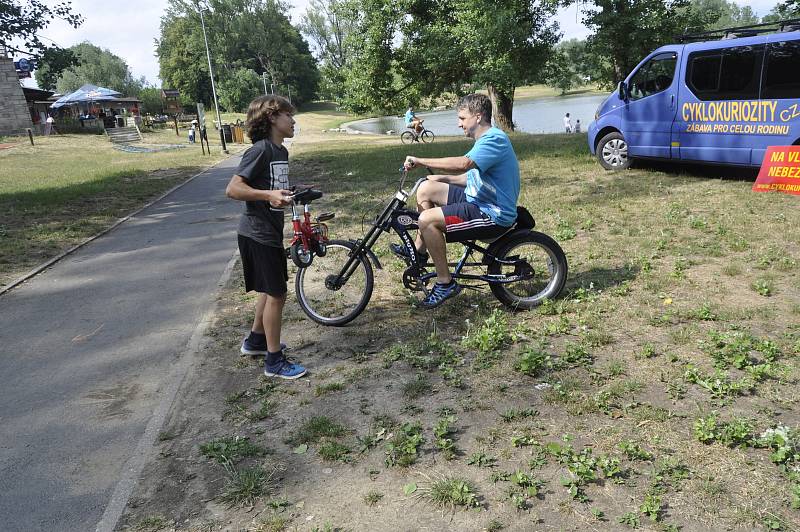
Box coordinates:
[118,106,799,531]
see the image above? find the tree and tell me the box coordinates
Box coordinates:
[542,39,602,94]
[338,0,560,131]
[300,0,353,100]
[218,68,262,112]
[763,0,800,22]
[33,47,78,90]
[40,42,144,96]
[1,0,82,56]
[138,87,164,115]
[580,0,706,86]
[543,47,578,95]
[157,0,319,107]
[156,15,214,105]
[690,0,759,30]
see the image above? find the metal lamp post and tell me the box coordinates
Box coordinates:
[198,4,227,154]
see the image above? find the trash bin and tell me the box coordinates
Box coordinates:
[231,125,244,143]
[222,124,232,143]
[116,116,125,128]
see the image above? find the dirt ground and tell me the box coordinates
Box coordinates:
[116,109,800,532]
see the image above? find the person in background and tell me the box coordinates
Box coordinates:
[574,119,581,134]
[44,114,55,135]
[405,106,425,137]
[563,112,572,133]
[189,120,197,143]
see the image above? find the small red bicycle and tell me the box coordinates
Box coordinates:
[287,187,334,268]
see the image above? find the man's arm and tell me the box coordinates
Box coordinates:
[225,175,292,207]
[404,155,475,173]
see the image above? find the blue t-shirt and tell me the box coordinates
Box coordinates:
[464,127,520,226]
[404,110,415,126]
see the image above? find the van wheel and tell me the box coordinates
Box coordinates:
[597,132,631,170]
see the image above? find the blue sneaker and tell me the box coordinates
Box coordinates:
[240,336,287,356]
[264,357,307,380]
[390,242,429,264]
[421,280,462,309]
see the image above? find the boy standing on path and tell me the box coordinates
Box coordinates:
[225,95,307,379]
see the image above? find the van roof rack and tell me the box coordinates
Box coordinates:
[679,18,800,43]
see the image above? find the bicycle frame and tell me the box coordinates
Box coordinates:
[290,202,318,251]
[328,176,534,290]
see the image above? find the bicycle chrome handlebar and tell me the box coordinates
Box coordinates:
[397,168,428,200]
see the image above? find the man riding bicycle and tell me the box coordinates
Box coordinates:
[393,93,520,309]
[404,106,424,137]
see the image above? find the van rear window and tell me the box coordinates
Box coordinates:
[687,45,764,101]
[763,40,800,99]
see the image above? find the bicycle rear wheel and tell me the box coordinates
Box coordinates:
[400,131,415,144]
[295,240,374,326]
[487,231,568,310]
[421,130,435,143]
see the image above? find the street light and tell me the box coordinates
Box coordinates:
[198,3,227,154]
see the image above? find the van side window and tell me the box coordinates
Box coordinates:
[687,45,764,100]
[628,53,677,101]
[763,40,800,99]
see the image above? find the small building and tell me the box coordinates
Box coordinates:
[22,87,55,129]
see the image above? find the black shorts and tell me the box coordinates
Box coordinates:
[238,235,288,295]
[442,186,511,242]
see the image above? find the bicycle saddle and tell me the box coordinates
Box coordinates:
[293,188,323,204]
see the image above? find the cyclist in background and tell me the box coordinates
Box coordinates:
[405,106,424,137]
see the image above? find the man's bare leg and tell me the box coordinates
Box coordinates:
[414,179,449,252]
[418,207,451,284]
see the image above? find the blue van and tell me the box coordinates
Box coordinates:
[588,21,800,170]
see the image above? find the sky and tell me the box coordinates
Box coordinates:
[18,0,782,90]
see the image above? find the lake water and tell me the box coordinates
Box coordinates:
[347,93,609,136]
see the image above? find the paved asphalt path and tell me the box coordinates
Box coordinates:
[0,155,245,532]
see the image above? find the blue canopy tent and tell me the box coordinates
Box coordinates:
[50,84,122,109]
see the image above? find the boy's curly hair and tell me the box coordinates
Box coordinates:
[245,95,296,143]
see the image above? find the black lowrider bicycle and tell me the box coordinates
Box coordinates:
[289,170,568,326]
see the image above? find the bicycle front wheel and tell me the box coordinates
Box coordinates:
[400,131,415,144]
[295,240,374,326]
[421,130,435,143]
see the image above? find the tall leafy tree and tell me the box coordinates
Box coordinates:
[579,0,706,86]
[300,0,352,100]
[138,86,164,115]
[763,0,800,21]
[34,46,78,90]
[542,39,603,94]
[156,14,214,105]
[37,41,144,95]
[690,0,759,29]
[157,0,318,107]
[339,0,560,131]
[218,68,263,111]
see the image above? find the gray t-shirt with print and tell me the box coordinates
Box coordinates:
[235,139,289,248]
